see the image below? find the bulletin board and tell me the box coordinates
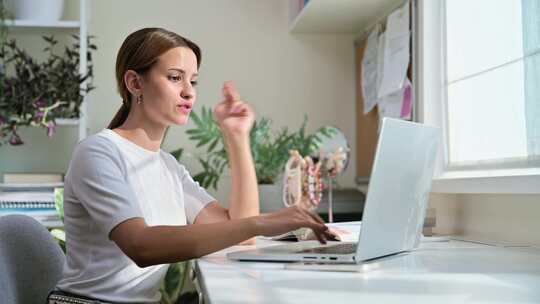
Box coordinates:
[355,1,413,182]
[355,39,381,181]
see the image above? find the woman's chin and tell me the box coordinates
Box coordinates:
[171,116,189,126]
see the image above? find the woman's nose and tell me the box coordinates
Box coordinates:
[181,83,195,100]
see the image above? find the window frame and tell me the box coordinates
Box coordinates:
[415,0,540,194]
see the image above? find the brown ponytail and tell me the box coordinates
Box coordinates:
[108,28,202,129]
[107,103,130,129]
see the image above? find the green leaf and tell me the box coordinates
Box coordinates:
[185,129,199,135]
[170,148,183,161]
[195,136,212,148]
[207,137,219,153]
[190,110,202,126]
[54,187,64,223]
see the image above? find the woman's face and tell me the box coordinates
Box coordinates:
[140,46,198,126]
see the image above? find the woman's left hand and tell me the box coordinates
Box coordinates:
[213,81,255,137]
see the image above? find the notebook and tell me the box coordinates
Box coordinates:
[227,118,441,263]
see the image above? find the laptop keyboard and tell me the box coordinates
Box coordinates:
[296,243,358,255]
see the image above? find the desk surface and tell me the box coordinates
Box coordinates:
[196,239,540,304]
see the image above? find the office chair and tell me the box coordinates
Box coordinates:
[0,214,65,304]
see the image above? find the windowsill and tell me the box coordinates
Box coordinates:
[432,168,540,194]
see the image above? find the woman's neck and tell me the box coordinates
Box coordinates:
[114,111,166,152]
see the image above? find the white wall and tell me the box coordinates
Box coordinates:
[1,0,357,205]
[429,193,540,246]
[456,194,540,246]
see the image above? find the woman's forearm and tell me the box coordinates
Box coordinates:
[134,217,258,267]
[224,132,259,219]
[113,204,331,267]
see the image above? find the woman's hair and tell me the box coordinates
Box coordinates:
[108,28,202,129]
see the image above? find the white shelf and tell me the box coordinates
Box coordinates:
[55,118,80,126]
[0,182,63,191]
[289,0,403,34]
[4,19,80,29]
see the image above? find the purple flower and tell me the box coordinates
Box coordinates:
[9,130,23,145]
[34,99,46,108]
[47,121,56,138]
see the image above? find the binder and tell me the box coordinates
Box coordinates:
[0,191,62,228]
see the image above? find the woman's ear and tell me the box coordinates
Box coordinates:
[124,70,144,97]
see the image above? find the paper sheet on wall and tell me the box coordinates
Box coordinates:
[376,31,386,100]
[378,82,405,120]
[378,77,412,131]
[377,1,410,98]
[361,25,380,114]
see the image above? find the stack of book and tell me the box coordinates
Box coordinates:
[0,173,64,228]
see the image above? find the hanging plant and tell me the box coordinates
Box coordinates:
[0,35,96,146]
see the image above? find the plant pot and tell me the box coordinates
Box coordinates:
[258,183,284,213]
[14,0,64,21]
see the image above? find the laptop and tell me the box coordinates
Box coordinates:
[227,118,441,264]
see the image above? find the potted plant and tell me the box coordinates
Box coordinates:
[13,0,64,22]
[172,106,335,212]
[0,34,96,146]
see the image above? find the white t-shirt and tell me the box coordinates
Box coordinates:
[56,129,215,303]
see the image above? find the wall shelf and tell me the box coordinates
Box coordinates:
[0,1,88,229]
[55,118,80,126]
[289,0,403,34]
[2,0,89,141]
[4,19,80,29]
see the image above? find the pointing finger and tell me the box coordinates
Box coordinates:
[222,81,241,103]
[311,224,328,244]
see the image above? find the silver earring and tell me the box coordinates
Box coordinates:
[137,94,144,104]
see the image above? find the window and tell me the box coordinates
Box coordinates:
[417,0,540,193]
[443,0,540,169]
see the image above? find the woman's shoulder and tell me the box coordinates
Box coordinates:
[71,130,122,163]
[76,130,116,151]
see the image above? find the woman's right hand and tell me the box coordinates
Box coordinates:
[253,206,333,244]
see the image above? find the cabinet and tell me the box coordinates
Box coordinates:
[318,188,365,222]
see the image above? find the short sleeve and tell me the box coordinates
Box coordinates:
[176,164,216,224]
[67,137,143,237]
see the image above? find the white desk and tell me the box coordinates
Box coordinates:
[195,239,540,303]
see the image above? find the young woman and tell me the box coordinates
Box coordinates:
[48,28,331,304]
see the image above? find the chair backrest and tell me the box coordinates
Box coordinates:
[0,214,65,304]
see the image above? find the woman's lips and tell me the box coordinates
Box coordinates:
[177,104,192,114]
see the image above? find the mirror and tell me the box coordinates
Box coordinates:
[313,126,350,223]
[314,126,350,175]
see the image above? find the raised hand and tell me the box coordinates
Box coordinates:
[213,81,255,137]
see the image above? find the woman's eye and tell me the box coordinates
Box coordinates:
[168,75,181,82]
